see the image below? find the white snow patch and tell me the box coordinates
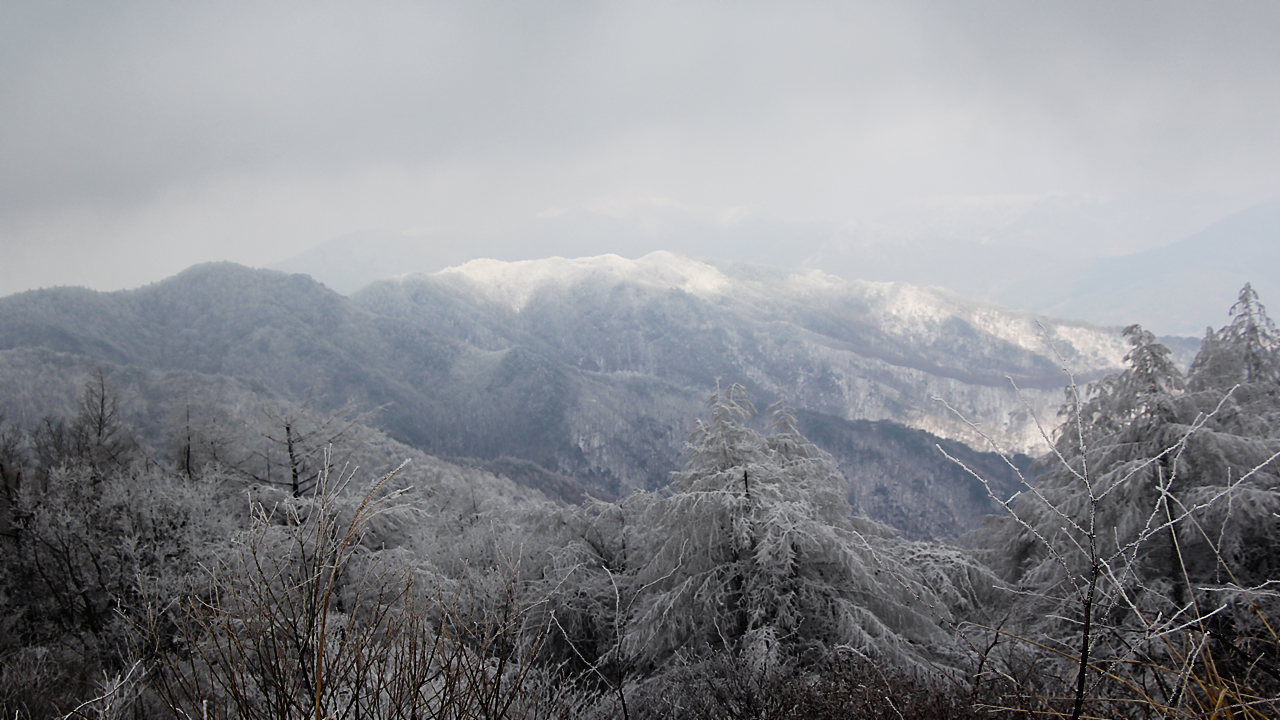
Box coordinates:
[435,251,730,311]
[853,281,1128,371]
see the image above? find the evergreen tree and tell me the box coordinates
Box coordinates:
[982,290,1280,711]
[1189,282,1280,391]
[625,384,869,670]
[544,383,999,689]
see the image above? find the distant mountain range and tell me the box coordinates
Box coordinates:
[0,253,1153,539]
[271,198,1280,336]
[994,199,1280,335]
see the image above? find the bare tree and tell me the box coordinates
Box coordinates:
[28,369,138,483]
[243,398,366,497]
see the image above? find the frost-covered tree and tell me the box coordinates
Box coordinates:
[980,296,1280,715]
[624,386,870,669]
[0,458,237,718]
[1189,283,1280,392]
[993,326,1186,575]
[983,326,1195,703]
[0,412,24,512]
[543,384,999,692]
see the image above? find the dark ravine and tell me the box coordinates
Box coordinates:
[793,411,1033,541]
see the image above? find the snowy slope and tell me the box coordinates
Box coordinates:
[364,252,1134,455]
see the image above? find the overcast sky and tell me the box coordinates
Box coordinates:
[2,1,1279,297]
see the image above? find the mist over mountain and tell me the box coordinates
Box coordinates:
[269,207,832,295]
[269,196,1276,336]
[0,253,1138,539]
[996,198,1280,335]
[353,252,1137,451]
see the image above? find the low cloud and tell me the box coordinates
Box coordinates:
[2,1,1278,295]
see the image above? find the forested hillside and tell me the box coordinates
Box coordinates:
[3,259,1276,719]
[1,283,1277,719]
[357,252,1137,454]
[0,254,1124,536]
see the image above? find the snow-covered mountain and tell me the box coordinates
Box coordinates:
[0,252,1152,538]
[359,251,1132,455]
[267,194,1274,335]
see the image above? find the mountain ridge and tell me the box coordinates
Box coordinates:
[269,198,1280,336]
[0,254,1143,538]
[352,252,1134,453]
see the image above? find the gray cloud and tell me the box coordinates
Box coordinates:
[2,1,1278,295]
